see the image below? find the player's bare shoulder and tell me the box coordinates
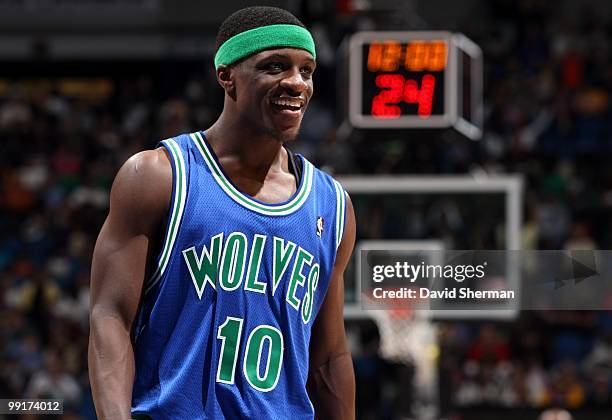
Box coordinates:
[109,148,173,234]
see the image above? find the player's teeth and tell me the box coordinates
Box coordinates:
[273,100,301,108]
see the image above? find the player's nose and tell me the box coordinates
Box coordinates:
[279,67,308,94]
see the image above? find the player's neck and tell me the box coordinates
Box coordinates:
[204,118,288,179]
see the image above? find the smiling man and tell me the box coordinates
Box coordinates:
[88,6,356,420]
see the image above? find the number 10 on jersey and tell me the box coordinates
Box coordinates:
[216,317,284,392]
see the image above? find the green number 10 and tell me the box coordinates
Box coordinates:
[216,316,284,392]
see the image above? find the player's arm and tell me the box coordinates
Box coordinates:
[88,148,172,420]
[307,194,356,420]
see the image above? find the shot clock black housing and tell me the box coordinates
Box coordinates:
[348,31,483,140]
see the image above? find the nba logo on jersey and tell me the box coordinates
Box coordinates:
[316,216,324,237]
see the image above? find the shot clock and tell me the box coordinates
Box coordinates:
[348,31,483,140]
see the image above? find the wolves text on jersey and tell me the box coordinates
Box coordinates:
[182,232,320,324]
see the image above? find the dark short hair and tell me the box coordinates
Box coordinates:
[215,6,306,53]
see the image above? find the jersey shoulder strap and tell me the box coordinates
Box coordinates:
[285,146,303,187]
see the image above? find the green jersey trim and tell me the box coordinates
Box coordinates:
[190,131,313,216]
[333,180,346,250]
[146,138,188,293]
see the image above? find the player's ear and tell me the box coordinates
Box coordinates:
[216,64,237,99]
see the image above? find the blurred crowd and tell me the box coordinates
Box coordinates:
[0,0,611,418]
[440,312,612,410]
[473,0,612,251]
[441,0,612,413]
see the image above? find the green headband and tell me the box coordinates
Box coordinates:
[214,24,316,69]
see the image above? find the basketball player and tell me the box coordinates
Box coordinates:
[89,6,356,419]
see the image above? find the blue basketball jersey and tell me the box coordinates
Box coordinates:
[131,131,347,419]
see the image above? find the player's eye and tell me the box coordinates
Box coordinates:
[265,62,285,72]
[300,66,314,78]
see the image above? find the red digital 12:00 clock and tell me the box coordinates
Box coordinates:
[367,39,446,118]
